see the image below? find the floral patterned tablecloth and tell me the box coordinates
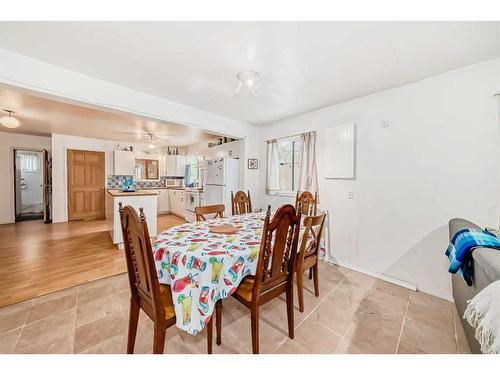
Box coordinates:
[153,213,266,335]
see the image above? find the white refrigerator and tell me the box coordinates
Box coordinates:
[204,158,239,217]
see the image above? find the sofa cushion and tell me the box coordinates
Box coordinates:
[449,218,481,239]
[472,248,500,284]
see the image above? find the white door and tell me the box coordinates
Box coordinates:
[206,158,225,185]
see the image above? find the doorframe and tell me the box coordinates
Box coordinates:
[66,149,106,221]
[12,148,47,223]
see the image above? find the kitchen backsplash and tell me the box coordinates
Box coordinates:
[107,175,182,189]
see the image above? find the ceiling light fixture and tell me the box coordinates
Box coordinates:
[235,71,261,97]
[0,110,20,128]
[147,133,156,149]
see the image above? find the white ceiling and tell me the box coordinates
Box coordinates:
[1,21,499,125]
[0,86,217,146]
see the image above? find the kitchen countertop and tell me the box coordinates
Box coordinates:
[107,189,160,197]
[140,186,185,190]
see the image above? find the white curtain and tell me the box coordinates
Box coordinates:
[266,140,280,193]
[20,151,41,172]
[298,131,318,194]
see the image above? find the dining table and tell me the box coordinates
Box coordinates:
[153,212,267,335]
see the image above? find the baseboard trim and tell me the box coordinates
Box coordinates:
[321,257,417,291]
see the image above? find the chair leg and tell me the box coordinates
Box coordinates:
[153,323,166,354]
[207,317,213,354]
[286,283,295,340]
[296,270,305,313]
[215,299,222,345]
[127,297,140,354]
[308,268,313,280]
[250,306,259,354]
[313,263,320,297]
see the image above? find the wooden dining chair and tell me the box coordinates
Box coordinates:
[213,204,301,354]
[295,191,318,216]
[195,204,225,221]
[295,213,326,313]
[231,190,252,215]
[119,203,214,354]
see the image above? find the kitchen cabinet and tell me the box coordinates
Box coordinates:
[141,189,160,213]
[168,189,185,217]
[157,189,170,213]
[175,155,186,177]
[114,150,135,175]
[162,154,186,177]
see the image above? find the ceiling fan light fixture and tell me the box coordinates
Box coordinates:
[0,110,20,128]
[235,71,260,97]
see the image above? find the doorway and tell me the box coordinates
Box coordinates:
[67,149,105,220]
[14,149,47,222]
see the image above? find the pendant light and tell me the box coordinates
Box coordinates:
[0,110,20,128]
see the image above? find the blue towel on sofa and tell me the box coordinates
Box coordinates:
[445,229,500,286]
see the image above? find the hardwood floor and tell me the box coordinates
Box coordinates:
[0,214,186,308]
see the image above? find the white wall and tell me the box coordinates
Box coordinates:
[0,132,51,224]
[0,48,261,211]
[258,58,500,300]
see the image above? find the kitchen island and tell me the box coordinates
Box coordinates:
[106,189,158,249]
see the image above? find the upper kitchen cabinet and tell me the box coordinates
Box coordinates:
[162,153,186,177]
[114,150,135,175]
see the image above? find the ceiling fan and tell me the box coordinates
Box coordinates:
[114,131,169,149]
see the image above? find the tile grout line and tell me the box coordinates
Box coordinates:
[332,279,384,354]
[394,289,412,354]
[271,273,344,353]
[10,313,29,353]
[333,279,373,354]
[283,276,345,351]
[292,276,345,331]
[12,309,77,353]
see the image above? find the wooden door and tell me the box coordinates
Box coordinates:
[42,149,52,223]
[67,149,105,220]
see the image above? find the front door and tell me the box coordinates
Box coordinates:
[67,149,105,220]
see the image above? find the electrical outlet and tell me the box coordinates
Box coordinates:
[347,190,354,199]
[380,121,390,128]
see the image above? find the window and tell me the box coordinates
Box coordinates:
[19,151,41,173]
[135,159,159,180]
[273,137,302,193]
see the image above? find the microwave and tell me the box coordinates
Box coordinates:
[165,179,183,187]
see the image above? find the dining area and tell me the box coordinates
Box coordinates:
[118,190,325,354]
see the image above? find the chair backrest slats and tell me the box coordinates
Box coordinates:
[231,190,252,215]
[295,191,318,216]
[297,213,326,265]
[119,203,164,322]
[253,204,301,297]
[195,204,225,221]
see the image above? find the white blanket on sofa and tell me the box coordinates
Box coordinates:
[464,280,500,354]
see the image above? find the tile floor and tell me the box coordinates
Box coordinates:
[0,261,471,354]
